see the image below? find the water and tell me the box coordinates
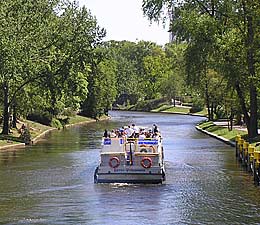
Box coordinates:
[0,111,260,225]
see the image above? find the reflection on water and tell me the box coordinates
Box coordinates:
[0,111,260,224]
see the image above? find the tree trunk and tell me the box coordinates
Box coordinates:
[249,82,258,138]
[210,103,214,121]
[205,83,212,120]
[235,82,250,133]
[2,82,9,135]
[12,100,17,129]
[246,15,258,138]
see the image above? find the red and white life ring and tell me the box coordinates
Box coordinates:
[141,157,152,168]
[109,157,120,168]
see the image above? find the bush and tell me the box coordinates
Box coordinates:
[58,117,70,127]
[189,97,204,113]
[50,118,63,129]
[27,111,53,126]
[62,108,77,117]
[132,98,167,111]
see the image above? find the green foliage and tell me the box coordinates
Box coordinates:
[50,118,63,129]
[62,108,77,117]
[189,96,204,113]
[0,0,107,132]
[132,98,167,111]
[27,111,53,126]
[142,0,260,138]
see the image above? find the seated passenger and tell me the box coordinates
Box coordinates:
[139,132,146,139]
[110,130,117,138]
[125,125,134,138]
[153,124,159,133]
[152,132,160,139]
[132,124,139,138]
[103,129,109,138]
[145,130,152,138]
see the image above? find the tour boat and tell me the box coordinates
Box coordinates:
[94,131,166,184]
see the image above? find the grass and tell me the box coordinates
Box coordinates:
[0,114,108,148]
[0,119,51,147]
[152,104,207,116]
[163,106,191,114]
[197,121,248,141]
[67,115,94,124]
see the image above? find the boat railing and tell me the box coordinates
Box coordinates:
[101,137,161,154]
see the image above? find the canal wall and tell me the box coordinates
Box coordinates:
[195,125,236,147]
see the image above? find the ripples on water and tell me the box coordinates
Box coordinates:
[0,111,260,224]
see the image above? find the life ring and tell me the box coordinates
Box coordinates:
[141,157,152,168]
[109,157,120,168]
[139,145,155,153]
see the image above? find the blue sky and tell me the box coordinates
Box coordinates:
[78,0,170,45]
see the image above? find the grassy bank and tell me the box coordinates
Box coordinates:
[116,99,207,117]
[0,119,51,148]
[152,104,207,116]
[0,114,108,149]
[197,121,247,142]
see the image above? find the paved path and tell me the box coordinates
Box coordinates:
[213,121,247,132]
[214,121,260,134]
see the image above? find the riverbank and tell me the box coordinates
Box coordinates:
[115,104,207,117]
[0,114,109,151]
[195,120,249,146]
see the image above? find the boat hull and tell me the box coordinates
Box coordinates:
[94,167,165,184]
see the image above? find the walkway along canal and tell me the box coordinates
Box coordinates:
[0,111,260,224]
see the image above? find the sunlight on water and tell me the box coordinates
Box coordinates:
[0,111,260,224]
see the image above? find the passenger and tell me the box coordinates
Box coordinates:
[152,132,160,139]
[103,129,108,138]
[146,130,152,138]
[110,129,117,138]
[115,129,121,137]
[125,125,134,138]
[139,132,146,139]
[132,124,139,138]
[153,124,159,133]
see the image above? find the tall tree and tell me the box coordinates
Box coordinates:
[0,0,59,134]
[142,0,260,138]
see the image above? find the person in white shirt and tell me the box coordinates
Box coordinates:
[132,124,139,138]
[139,132,146,139]
[125,125,134,138]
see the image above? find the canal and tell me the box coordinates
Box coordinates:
[0,111,260,224]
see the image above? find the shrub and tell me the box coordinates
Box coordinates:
[189,97,204,113]
[58,117,70,127]
[27,111,53,126]
[62,108,77,117]
[50,118,63,129]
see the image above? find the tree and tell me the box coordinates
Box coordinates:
[0,0,59,134]
[162,43,186,104]
[143,46,170,99]
[142,0,260,138]
[0,0,106,133]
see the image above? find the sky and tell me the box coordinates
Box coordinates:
[78,0,170,46]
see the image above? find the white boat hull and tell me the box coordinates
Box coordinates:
[94,136,166,184]
[94,166,165,184]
